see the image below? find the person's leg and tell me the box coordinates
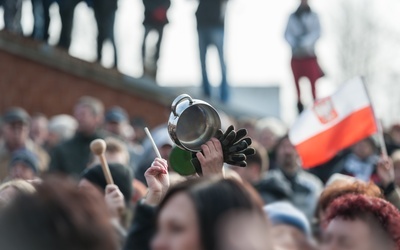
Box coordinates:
[142,25,152,74]
[291,58,304,113]
[93,2,104,62]
[154,26,165,65]
[198,28,211,98]
[108,11,118,68]
[58,0,79,49]
[3,0,23,34]
[31,0,45,39]
[306,57,322,101]
[42,0,54,42]
[211,26,229,103]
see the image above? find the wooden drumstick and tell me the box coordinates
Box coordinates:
[90,139,114,185]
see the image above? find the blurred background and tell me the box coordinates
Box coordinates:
[0,0,400,125]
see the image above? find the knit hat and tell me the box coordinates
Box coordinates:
[264,202,311,238]
[9,149,39,173]
[81,163,133,205]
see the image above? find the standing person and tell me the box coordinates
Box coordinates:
[141,0,171,80]
[195,0,229,103]
[50,96,104,176]
[285,0,323,113]
[0,108,49,181]
[93,0,119,69]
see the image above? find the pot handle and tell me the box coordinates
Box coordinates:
[171,94,193,116]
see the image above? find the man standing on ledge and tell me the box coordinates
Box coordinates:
[285,0,323,113]
[195,0,229,103]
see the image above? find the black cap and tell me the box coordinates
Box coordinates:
[3,107,30,124]
[105,107,128,123]
[81,163,133,205]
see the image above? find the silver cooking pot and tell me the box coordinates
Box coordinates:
[168,94,221,152]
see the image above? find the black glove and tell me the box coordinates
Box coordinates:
[191,125,256,173]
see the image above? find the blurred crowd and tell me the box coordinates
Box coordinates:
[0,93,400,250]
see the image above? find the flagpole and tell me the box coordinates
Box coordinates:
[360,76,387,156]
[377,121,388,156]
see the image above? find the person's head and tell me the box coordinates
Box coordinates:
[351,137,377,160]
[104,106,129,137]
[152,177,265,250]
[73,96,104,135]
[255,117,287,152]
[216,210,272,250]
[0,176,119,250]
[130,117,147,143]
[47,114,78,148]
[389,124,400,145]
[321,194,400,250]
[29,113,48,146]
[264,202,314,250]
[1,107,30,149]
[89,137,130,167]
[275,135,300,175]
[230,141,268,183]
[391,150,400,187]
[0,179,36,208]
[8,149,39,180]
[79,163,133,205]
[316,179,382,224]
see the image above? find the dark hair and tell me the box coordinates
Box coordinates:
[0,176,119,250]
[157,177,264,250]
[325,194,400,249]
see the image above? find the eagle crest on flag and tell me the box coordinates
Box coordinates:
[313,97,338,124]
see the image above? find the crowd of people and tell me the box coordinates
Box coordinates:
[0,93,400,250]
[0,0,325,106]
[0,0,232,103]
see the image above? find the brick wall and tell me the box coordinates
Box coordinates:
[0,49,170,128]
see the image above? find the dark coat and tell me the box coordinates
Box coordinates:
[49,132,103,176]
[142,0,171,26]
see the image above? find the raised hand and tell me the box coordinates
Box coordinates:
[196,138,224,177]
[144,158,170,206]
[377,155,395,188]
[105,184,125,218]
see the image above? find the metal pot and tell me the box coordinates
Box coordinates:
[168,94,221,152]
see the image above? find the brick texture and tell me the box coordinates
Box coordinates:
[0,50,170,128]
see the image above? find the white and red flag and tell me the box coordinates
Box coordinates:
[289,77,378,168]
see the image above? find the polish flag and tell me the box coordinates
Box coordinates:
[289,77,378,168]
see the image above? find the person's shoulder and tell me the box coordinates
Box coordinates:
[297,170,323,187]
